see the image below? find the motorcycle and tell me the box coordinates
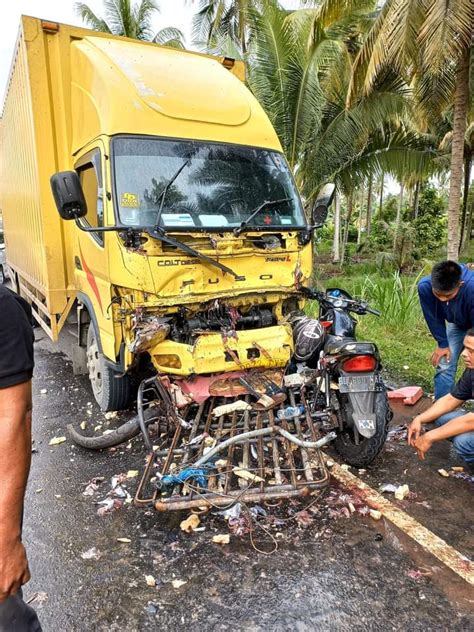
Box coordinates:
[297,287,392,467]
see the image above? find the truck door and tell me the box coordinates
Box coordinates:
[74,145,112,354]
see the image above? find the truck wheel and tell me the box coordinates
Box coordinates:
[333,390,391,468]
[86,324,132,411]
[0,265,4,285]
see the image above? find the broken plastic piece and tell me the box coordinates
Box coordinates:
[180,514,200,533]
[394,484,410,500]
[212,400,252,417]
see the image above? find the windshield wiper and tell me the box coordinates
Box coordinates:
[154,159,190,231]
[233,198,291,236]
[149,228,239,278]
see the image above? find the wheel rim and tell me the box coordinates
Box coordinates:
[87,332,103,399]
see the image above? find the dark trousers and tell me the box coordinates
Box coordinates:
[0,590,42,632]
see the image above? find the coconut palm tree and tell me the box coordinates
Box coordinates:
[188,0,262,54]
[348,0,474,259]
[75,0,185,47]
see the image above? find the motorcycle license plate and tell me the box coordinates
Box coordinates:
[338,375,382,393]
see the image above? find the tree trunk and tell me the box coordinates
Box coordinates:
[393,182,404,250]
[332,192,341,263]
[459,156,472,252]
[341,190,354,266]
[412,180,421,219]
[378,172,384,218]
[357,185,364,245]
[366,175,373,237]
[446,49,470,260]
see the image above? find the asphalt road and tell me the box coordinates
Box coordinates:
[22,332,473,631]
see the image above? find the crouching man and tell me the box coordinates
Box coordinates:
[408,328,474,467]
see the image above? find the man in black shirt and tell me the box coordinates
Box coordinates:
[0,286,42,631]
[408,327,474,466]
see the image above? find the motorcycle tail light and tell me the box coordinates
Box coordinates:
[320,320,333,329]
[343,355,376,372]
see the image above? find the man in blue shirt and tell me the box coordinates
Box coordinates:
[418,260,474,399]
[408,328,474,466]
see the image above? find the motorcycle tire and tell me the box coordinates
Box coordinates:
[333,390,391,467]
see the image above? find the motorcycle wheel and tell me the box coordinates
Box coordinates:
[333,390,391,467]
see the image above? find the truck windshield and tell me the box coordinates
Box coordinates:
[112,137,306,231]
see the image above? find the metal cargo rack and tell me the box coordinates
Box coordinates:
[134,381,331,511]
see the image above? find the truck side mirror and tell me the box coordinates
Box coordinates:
[312,183,336,228]
[50,171,87,220]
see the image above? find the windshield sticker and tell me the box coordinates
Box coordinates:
[162,213,195,226]
[280,217,293,225]
[121,192,140,208]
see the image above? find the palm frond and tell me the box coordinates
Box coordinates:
[74,2,111,32]
[154,26,186,48]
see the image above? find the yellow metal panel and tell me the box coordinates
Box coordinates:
[150,325,294,376]
[0,17,69,334]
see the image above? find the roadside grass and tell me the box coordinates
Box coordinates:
[307,270,436,391]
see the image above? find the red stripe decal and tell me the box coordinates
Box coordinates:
[79,245,103,313]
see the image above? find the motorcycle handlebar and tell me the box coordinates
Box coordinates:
[303,288,380,317]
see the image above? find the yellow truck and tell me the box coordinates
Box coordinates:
[0,16,317,410]
[1,17,389,511]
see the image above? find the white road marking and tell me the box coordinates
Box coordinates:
[326,459,474,586]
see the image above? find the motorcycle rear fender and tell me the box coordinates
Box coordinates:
[325,339,380,361]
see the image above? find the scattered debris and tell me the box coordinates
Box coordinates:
[407,568,431,581]
[212,534,230,545]
[340,464,350,471]
[326,459,335,468]
[40,389,48,395]
[81,547,101,560]
[394,484,410,501]
[145,575,156,587]
[104,411,118,420]
[127,470,139,478]
[171,579,187,589]
[451,466,464,472]
[49,436,66,446]
[369,509,382,521]
[180,514,201,533]
[387,425,408,442]
[82,477,104,496]
[212,400,251,417]
[233,467,264,483]
[438,469,450,478]
[80,421,87,431]
[26,592,48,607]
[294,510,314,527]
[379,483,398,494]
[117,537,131,543]
[35,489,43,494]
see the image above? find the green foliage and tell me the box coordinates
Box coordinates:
[410,186,447,259]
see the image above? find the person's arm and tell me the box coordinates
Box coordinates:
[0,292,34,602]
[418,282,450,365]
[0,382,32,601]
[407,393,463,445]
[413,412,474,460]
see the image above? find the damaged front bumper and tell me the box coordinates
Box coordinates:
[149,324,294,375]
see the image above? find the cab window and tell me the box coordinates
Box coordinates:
[76,150,104,245]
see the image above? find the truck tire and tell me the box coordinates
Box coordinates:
[86,324,132,411]
[0,265,4,285]
[333,390,391,468]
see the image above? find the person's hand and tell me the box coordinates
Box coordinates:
[431,346,451,367]
[0,538,30,602]
[407,416,423,446]
[413,433,434,460]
